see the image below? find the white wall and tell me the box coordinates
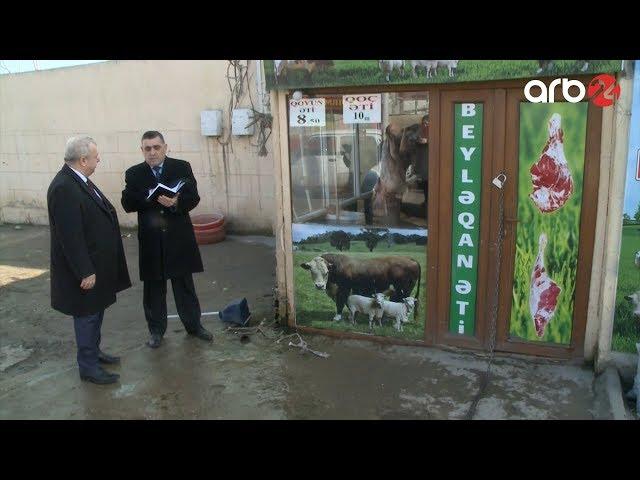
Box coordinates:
[0,60,275,233]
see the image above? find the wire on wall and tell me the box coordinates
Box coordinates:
[215,60,273,215]
[217,60,273,157]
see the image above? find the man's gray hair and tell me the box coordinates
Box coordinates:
[64,136,96,163]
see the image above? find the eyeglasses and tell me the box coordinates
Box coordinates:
[143,145,164,152]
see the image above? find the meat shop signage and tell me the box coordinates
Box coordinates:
[342,94,382,124]
[289,98,326,127]
[450,103,483,335]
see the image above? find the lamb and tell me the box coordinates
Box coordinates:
[374,293,417,332]
[346,294,384,330]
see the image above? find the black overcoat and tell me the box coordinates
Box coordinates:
[121,157,203,281]
[47,164,131,316]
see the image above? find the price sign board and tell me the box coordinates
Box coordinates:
[289,98,326,127]
[342,94,381,124]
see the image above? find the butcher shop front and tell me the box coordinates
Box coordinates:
[266,60,628,361]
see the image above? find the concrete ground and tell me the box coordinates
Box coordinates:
[0,224,623,419]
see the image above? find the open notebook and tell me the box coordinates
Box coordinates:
[147,180,186,201]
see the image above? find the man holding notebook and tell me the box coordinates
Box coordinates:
[121,131,213,348]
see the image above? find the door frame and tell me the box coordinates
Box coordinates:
[288,76,603,358]
[429,88,501,350]
[494,85,602,359]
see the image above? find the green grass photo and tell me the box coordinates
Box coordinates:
[265,60,622,90]
[612,225,640,353]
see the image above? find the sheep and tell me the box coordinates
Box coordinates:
[409,60,459,78]
[378,60,405,83]
[346,294,384,330]
[374,293,417,332]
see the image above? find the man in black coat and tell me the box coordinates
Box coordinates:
[121,131,213,348]
[47,136,131,384]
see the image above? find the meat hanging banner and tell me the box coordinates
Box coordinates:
[450,103,483,335]
[509,102,588,344]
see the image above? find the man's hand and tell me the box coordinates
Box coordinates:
[80,274,96,290]
[417,137,428,144]
[157,193,179,208]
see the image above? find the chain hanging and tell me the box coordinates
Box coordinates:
[465,173,506,420]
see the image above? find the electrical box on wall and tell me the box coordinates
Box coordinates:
[200,110,222,136]
[232,108,255,136]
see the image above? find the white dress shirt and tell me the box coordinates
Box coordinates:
[69,165,102,200]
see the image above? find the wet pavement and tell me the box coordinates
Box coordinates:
[0,224,606,419]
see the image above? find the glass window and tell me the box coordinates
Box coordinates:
[288,91,430,229]
[289,91,429,341]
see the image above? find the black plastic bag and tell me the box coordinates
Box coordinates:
[218,298,251,327]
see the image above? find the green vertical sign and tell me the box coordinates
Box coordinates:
[450,103,483,335]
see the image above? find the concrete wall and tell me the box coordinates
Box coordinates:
[595,65,636,371]
[0,60,275,234]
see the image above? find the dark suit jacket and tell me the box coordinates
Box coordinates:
[121,156,203,281]
[47,164,131,316]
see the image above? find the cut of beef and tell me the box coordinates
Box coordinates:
[529,233,561,338]
[529,113,574,213]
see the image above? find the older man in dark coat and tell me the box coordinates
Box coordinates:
[47,136,131,384]
[121,131,212,348]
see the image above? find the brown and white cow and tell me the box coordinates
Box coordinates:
[274,60,334,82]
[300,253,420,322]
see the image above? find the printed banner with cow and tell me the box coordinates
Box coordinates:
[293,224,427,341]
[265,60,622,91]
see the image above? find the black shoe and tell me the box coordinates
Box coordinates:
[146,333,163,349]
[80,370,119,385]
[98,351,120,364]
[189,327,213,342]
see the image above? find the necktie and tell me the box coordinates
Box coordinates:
[153,166,162,179]
[86,179,103,204]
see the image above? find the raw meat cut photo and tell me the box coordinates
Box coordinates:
[510,103,587,344]
[529,233,561,338]
[529,113,574,213]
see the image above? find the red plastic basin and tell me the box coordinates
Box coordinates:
[191,213,225,231]
[194,225,226,245]
[191,213,226,245]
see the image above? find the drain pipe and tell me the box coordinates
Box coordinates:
[255,59,266,114]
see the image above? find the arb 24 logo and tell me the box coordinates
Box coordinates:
[524,74,620,106]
